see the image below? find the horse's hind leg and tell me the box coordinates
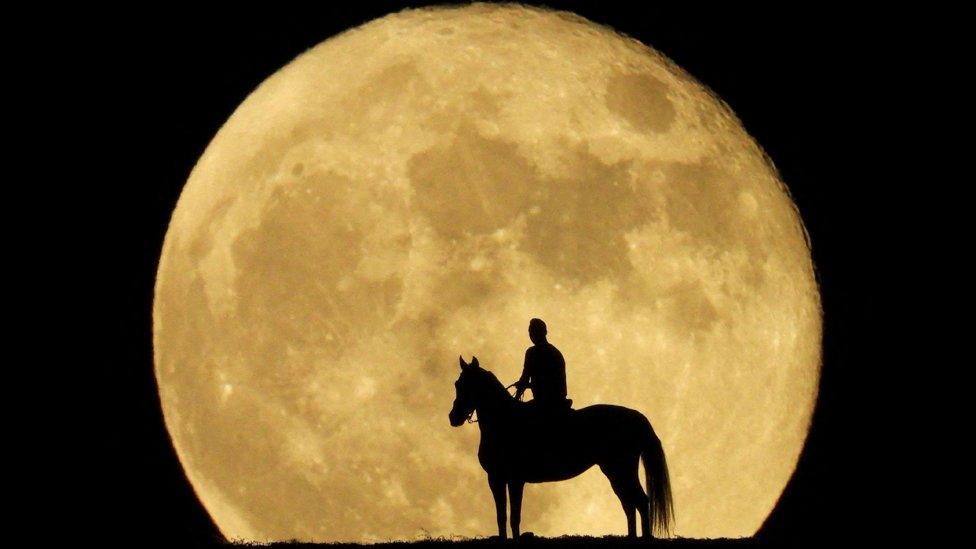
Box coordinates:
[635,484,651,538]
[601,462,644,538]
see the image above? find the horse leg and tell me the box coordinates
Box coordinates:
[620,462,651,539]
[601,464,637,538]
[633,478,651,539]
[489,475,507,539]
[508,481,524,539]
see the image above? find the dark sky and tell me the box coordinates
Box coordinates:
[93,2,896,545]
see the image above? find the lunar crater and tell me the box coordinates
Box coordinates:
[605,72,677,133]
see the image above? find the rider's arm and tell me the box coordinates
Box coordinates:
[514,349,532,397]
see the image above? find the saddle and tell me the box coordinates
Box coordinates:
[522,398,574,424]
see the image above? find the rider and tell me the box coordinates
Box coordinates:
[514,318,571,413]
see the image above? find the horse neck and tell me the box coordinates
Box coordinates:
[474,373,514,428]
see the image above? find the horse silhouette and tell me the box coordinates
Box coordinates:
[449,355,673,540]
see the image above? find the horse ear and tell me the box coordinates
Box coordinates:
[472,356,480,368]
[459,355,468,369]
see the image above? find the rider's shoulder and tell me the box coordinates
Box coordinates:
[528,342,562,356]
[525,344,547,358]
[548,343,565,359]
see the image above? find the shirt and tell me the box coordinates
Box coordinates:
[517,342,567,404]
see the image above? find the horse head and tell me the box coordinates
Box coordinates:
[449,355,481,426]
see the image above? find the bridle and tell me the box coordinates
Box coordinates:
[465,382,521,424]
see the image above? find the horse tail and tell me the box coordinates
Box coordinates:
[642,420,674,536]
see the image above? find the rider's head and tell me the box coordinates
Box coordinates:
[528,318,547,344]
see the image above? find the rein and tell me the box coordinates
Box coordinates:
[466,382,521,423]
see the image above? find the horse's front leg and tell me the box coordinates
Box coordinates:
[508,481,524,539]
[488,475,507,539]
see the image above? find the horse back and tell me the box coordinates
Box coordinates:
[574,403,648,422]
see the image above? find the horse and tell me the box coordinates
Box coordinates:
[449,355,673,540]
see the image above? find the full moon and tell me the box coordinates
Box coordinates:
[154,4,821,543]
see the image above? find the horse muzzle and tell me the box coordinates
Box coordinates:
[449,409,466,427]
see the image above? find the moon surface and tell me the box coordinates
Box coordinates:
[153,3,821,543]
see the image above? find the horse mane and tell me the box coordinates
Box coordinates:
[477,367,514,403]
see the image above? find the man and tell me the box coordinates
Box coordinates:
[514,318,570,412]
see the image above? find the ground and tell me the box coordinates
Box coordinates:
[245,536,767,548]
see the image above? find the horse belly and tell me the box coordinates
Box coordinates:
[517,441,598,483]
[524,460,595,483]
